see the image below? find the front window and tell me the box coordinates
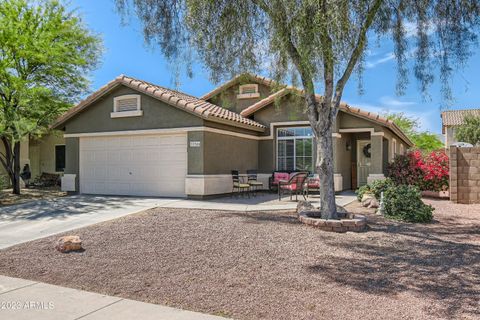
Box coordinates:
[277,127,314,172]
[55,145,66,172]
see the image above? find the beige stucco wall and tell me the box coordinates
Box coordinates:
[445,127,457,147]
[29,131,66,179]
[60,85,204,135]
[207,81,274,114]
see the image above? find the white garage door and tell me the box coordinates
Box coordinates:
[80,134,187,197]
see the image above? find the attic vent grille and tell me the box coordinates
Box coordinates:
[117,97,138,112]
[111,94,143,118]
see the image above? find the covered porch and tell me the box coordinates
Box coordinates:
[333,128,389,190]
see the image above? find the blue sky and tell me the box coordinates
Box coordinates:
[71,1,480,135]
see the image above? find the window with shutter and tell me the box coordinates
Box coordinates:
[111,94,143,118]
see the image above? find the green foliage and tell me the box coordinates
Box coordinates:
[411,132,444,152]
[384,112,443,152]
[383,185,434,223]
[356,178,395,201]
[455,115,480,146]
[356,184,371,201]
[0,0,102,192]
[0,0,102,140]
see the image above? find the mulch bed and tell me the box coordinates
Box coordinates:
[0,199,479,319]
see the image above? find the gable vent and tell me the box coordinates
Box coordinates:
[111,94,143,118]
[116,97,139,112]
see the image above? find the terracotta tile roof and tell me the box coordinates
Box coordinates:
[236,81,413,146]
[53,75,266,131]
[441,109,480,126]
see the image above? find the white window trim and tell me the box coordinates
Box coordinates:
[276,127,314,171]
[400,143,404,155]
[237,84,260,99]
[111,94,143,118]
[391,138,397,160]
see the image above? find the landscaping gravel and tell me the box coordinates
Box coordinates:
[0,198,478,320]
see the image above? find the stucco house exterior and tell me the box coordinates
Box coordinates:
[441,109,480,147]
[12,73,412,197]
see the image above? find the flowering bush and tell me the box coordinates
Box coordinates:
[387,150,449,191]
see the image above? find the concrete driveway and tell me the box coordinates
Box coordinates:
[0,195,179,249]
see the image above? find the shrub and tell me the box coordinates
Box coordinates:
[356,178,395,201]
[383,185,434,223]
[387,150,449,191]
[356,184,371,201]
[387,151,423,186]
[421,150,449,191]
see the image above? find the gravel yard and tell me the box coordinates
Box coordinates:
[0,199,479,320]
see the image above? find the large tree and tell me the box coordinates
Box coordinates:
[116,0,480,219]
[0,0,101,194]
[384,112,443,152]
[455,115,480,146]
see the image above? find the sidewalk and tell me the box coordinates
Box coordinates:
[0,275,229,320]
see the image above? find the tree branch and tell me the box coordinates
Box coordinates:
[333,0,384,115]
[252,0,319,124]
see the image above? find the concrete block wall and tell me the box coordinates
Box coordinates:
[450,147,480,204]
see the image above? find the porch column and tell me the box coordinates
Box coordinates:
[367,133,385,184]
[332,133,343,191]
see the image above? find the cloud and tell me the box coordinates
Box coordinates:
[365,52,395,68]
[403,21,436,38]
[379,96,416,108]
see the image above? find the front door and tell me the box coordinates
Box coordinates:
[357,140,371,187]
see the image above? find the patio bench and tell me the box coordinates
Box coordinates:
[31,172,61,188]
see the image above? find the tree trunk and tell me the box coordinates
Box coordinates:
[314,124,337,219]
[12,141,21,195]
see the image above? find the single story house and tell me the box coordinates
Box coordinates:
[9,74,412,197]
[441,108,480,147]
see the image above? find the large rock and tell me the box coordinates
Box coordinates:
[296,201,315,215]
[361,193,375,207]
[56,235,82,253]
[368,198,379,209]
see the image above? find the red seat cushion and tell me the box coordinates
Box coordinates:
[273,172,289,184]
[280,183,298,191]
[308,181,319,188]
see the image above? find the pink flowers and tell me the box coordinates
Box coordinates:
[387,150,449,191]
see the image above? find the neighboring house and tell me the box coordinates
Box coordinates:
[441,109,480,147]
[25,73,410,198]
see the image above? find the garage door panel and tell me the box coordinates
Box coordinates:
[80,134,187,197]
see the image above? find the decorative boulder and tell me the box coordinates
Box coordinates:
[56,235,82,253]
[361,193,375,207]
[296,200,315,215]
[368,198,379,209]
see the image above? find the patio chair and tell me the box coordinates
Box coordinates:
[231,170,250,197]
[304,174,320,198]
[246,169,264,196]
[278,172,309,201]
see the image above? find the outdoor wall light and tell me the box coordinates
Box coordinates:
[346,140,352,151]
